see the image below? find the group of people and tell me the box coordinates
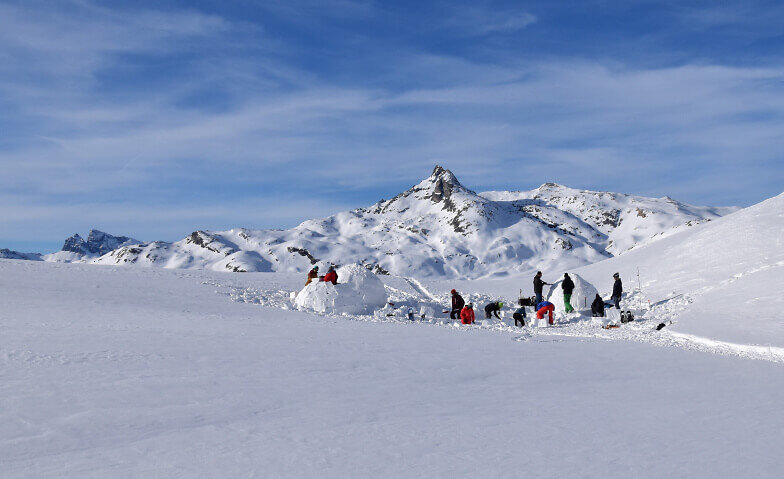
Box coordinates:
[303,264,623,326]
[450,271,623,327]
[304,265,338,286]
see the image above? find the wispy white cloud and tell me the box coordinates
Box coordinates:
[443,7,536,36]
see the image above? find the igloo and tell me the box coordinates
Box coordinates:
[294,264,388,315]
[546,273,599,313]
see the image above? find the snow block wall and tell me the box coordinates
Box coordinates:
[546,273,598,313]
[294,264,388,315]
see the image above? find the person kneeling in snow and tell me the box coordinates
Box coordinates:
[321,266,338,285]
[460,303,475,325]
[484,301,504,319]
[513,299,527,327]
[305,265,319,286]
[536,301,555,325]
[591,294,605,317]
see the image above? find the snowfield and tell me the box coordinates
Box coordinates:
[2,258,784,478]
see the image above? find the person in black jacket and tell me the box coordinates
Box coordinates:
[591,293,605,317]
[513,298,527,327]
[484,301,504,319]
[609,273,622,309]
[450,289,465,320]
[562,273,575,313]
[533,271,550,307]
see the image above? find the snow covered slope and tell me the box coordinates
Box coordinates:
[2,259,783,478]
[481,183,734,255]
[432,192,783,347]
[569,191,784,346]
[85,166,731,278]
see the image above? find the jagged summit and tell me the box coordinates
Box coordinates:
[47,229,140,262]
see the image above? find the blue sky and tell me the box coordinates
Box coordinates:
[1,0,783,253]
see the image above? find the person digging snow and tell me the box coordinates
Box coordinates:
[460,303,476,325]
[450,289,465,320]
[533,271,550,307]
[484,301,504,320]
[513,299,527,327]
[591,293,605,317]
[536,300,555,325]
[562,273,575,313]
[305,265,319,286]
[321,265,338,285]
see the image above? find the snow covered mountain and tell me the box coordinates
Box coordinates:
[44,229,139,262]
[0,249,42,261]
[83,166,732,278]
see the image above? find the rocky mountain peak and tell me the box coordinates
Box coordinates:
[60,230,139,257]
[62,233,87,253]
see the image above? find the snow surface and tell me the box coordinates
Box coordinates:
[2,256,784,478]
[294,264,388,315]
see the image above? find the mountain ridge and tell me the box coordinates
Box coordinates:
[2,166,738,278]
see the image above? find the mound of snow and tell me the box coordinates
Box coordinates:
[546,273,599,313]
[294,264,387,315]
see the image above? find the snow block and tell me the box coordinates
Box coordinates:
[294,264,388,315]
[546,273,599,313]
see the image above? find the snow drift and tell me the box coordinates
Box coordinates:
[546,273,599,313]
[294,264,388,315]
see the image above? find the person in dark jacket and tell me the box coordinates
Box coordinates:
[321,266,338,285]
[513,298,527,327]
[533,271,550,306]
[484,301,504,319]
[609,272,622,309]
[562,273,575,313]
[305,266,319,286]
[450,289,465,320]
[591,294,605,317]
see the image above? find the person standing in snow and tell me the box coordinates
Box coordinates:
[460,303,475,325]
[513,299,527,327]
[450,289,465,320]
[321,265,338,285]
[561,273,575,313]
[535,300,556,325]
[484,301,504,320]
[305,266,319,286]
[533,271,550,307]
[591,294,605,317]
[609,272,622,309]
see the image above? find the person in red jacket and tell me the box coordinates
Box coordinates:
[321,266,338,285]
[460,303,475,325]
[536,300,555,325]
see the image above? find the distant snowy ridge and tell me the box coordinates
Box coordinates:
[0,249,42,261]
[2,167,736,278]
[45,229,140,263]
